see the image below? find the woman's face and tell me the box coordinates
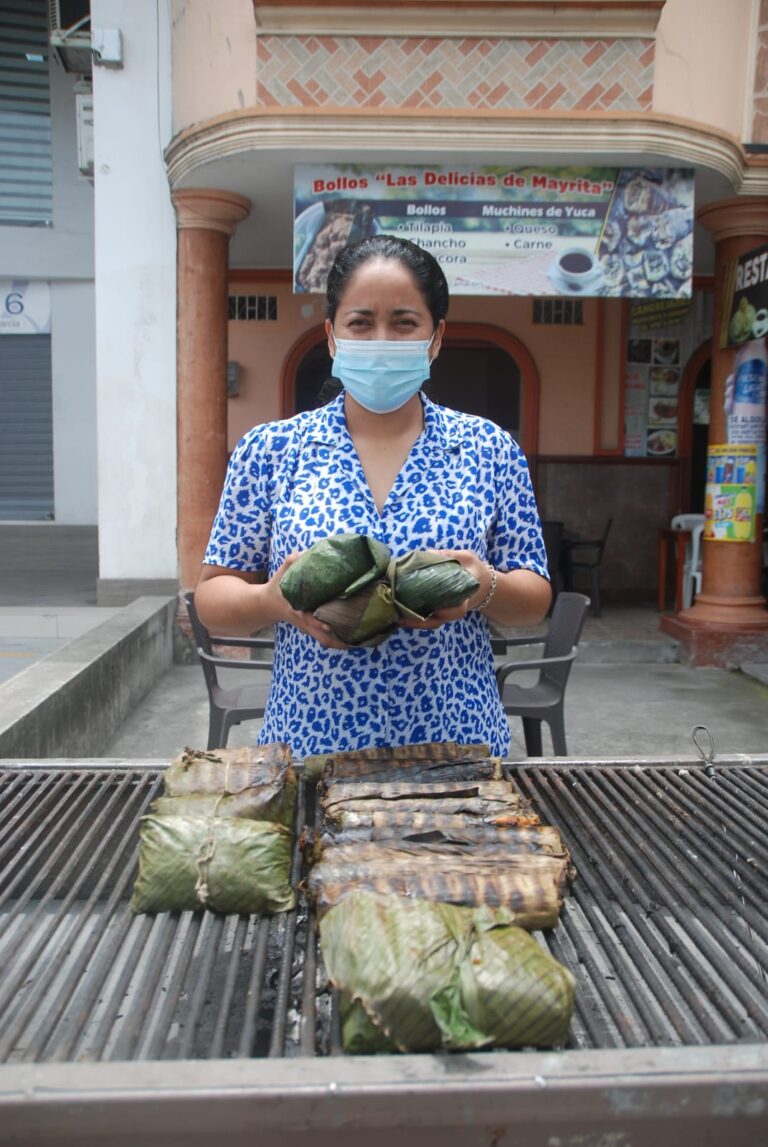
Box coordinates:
[326,258,444,357]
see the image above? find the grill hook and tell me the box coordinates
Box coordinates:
[692,724,717,778]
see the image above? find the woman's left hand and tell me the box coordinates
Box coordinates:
[397,549,491,630]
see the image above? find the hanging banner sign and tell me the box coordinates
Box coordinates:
[294,165,694,299]
[0,280,51,334]
[720,242,768,348]
[704,444,759,542]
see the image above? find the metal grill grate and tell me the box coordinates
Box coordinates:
[1,760,767,1064]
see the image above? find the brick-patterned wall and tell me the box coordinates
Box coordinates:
[256,36,654,112]
[753,0,768,142]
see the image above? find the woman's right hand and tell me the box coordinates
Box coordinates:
[196,555,348,648]
[269,555,350,649]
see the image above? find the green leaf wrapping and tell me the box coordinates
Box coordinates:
[313,581,398,646]
[131,815,295,915]
[163,746,293,798]
[389,551,479,620]
[149,778,296,825]
[320,892,574,1053]
[280,533,391,611]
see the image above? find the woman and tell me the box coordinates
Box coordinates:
[196,235,551,757]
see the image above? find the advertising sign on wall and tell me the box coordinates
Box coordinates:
[624,335,682,457]
[0,280,51,334]
[720,242,768,349]
[723,337,767,514]
[294,165,694,299]
[703,444,759,542]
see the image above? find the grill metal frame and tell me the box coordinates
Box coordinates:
[1,756,768,1146]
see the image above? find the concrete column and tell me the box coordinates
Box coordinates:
[662,196,768,666]
[172,189,251,591]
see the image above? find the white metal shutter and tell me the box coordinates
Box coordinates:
[0,334,53,519]
[0,0,53,226]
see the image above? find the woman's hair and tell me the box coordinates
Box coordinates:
[326,234,450,327]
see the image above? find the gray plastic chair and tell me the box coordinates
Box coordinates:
[495,592,590,757]
[184,591,274,749]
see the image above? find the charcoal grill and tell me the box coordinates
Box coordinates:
[1,756,768,1146]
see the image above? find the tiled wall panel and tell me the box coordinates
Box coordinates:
[753,0,768,142]
[256,36,654,112]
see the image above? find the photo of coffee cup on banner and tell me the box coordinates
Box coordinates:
[547,246,604,294]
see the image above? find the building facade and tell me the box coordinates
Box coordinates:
[3,0,768,657]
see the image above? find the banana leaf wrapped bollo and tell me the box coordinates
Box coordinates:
[131,815,295,916]
[390,550,479,620]
[280,532,391,612]
[320,891,575,1053]
[313,580,398,646]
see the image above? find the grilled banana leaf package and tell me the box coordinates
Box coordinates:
[303,740,497,785]
[388,550,479,621]
[320,891,575,1053]
[131,815,295,915]
[307,840,568,927]
[279,532,391,612]
[160,745,297,827]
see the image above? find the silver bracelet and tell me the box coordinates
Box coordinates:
[475,562,497,611]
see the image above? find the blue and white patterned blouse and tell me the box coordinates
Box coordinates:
[204,393,548,758]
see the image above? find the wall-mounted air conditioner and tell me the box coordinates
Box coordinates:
[49,0,92,75]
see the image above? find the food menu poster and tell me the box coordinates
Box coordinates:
[720,242,768,348]
[704,444,758,542]
[293,165,694,299]
[624,336,681,457]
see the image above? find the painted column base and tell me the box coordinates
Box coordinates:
[661,600,768,668]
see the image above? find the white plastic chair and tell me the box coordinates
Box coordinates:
[671,513,705,608]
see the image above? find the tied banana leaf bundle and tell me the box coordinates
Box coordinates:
[389,550,479,621]
[161,745,296,828]
[164,745,292,793]
[319,891,575,1053]
[307,840,569,926]
[313,581,398,647]
[279,532,391,612]
[150,787,295,823]
[130,815,295,915]
[303,740,495,784]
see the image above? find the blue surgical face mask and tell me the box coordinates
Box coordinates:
[331,333,435,414]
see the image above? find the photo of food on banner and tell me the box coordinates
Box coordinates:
[595,169,694,299]
[295,199,381,293]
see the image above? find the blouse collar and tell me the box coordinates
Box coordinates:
[305,392,466,454]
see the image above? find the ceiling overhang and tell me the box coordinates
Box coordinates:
[166,108,768,195]
[252,1,666,38]
[164,107,768,273]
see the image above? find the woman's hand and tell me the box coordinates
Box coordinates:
[196,554,350,648]
[263,554,352,649]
